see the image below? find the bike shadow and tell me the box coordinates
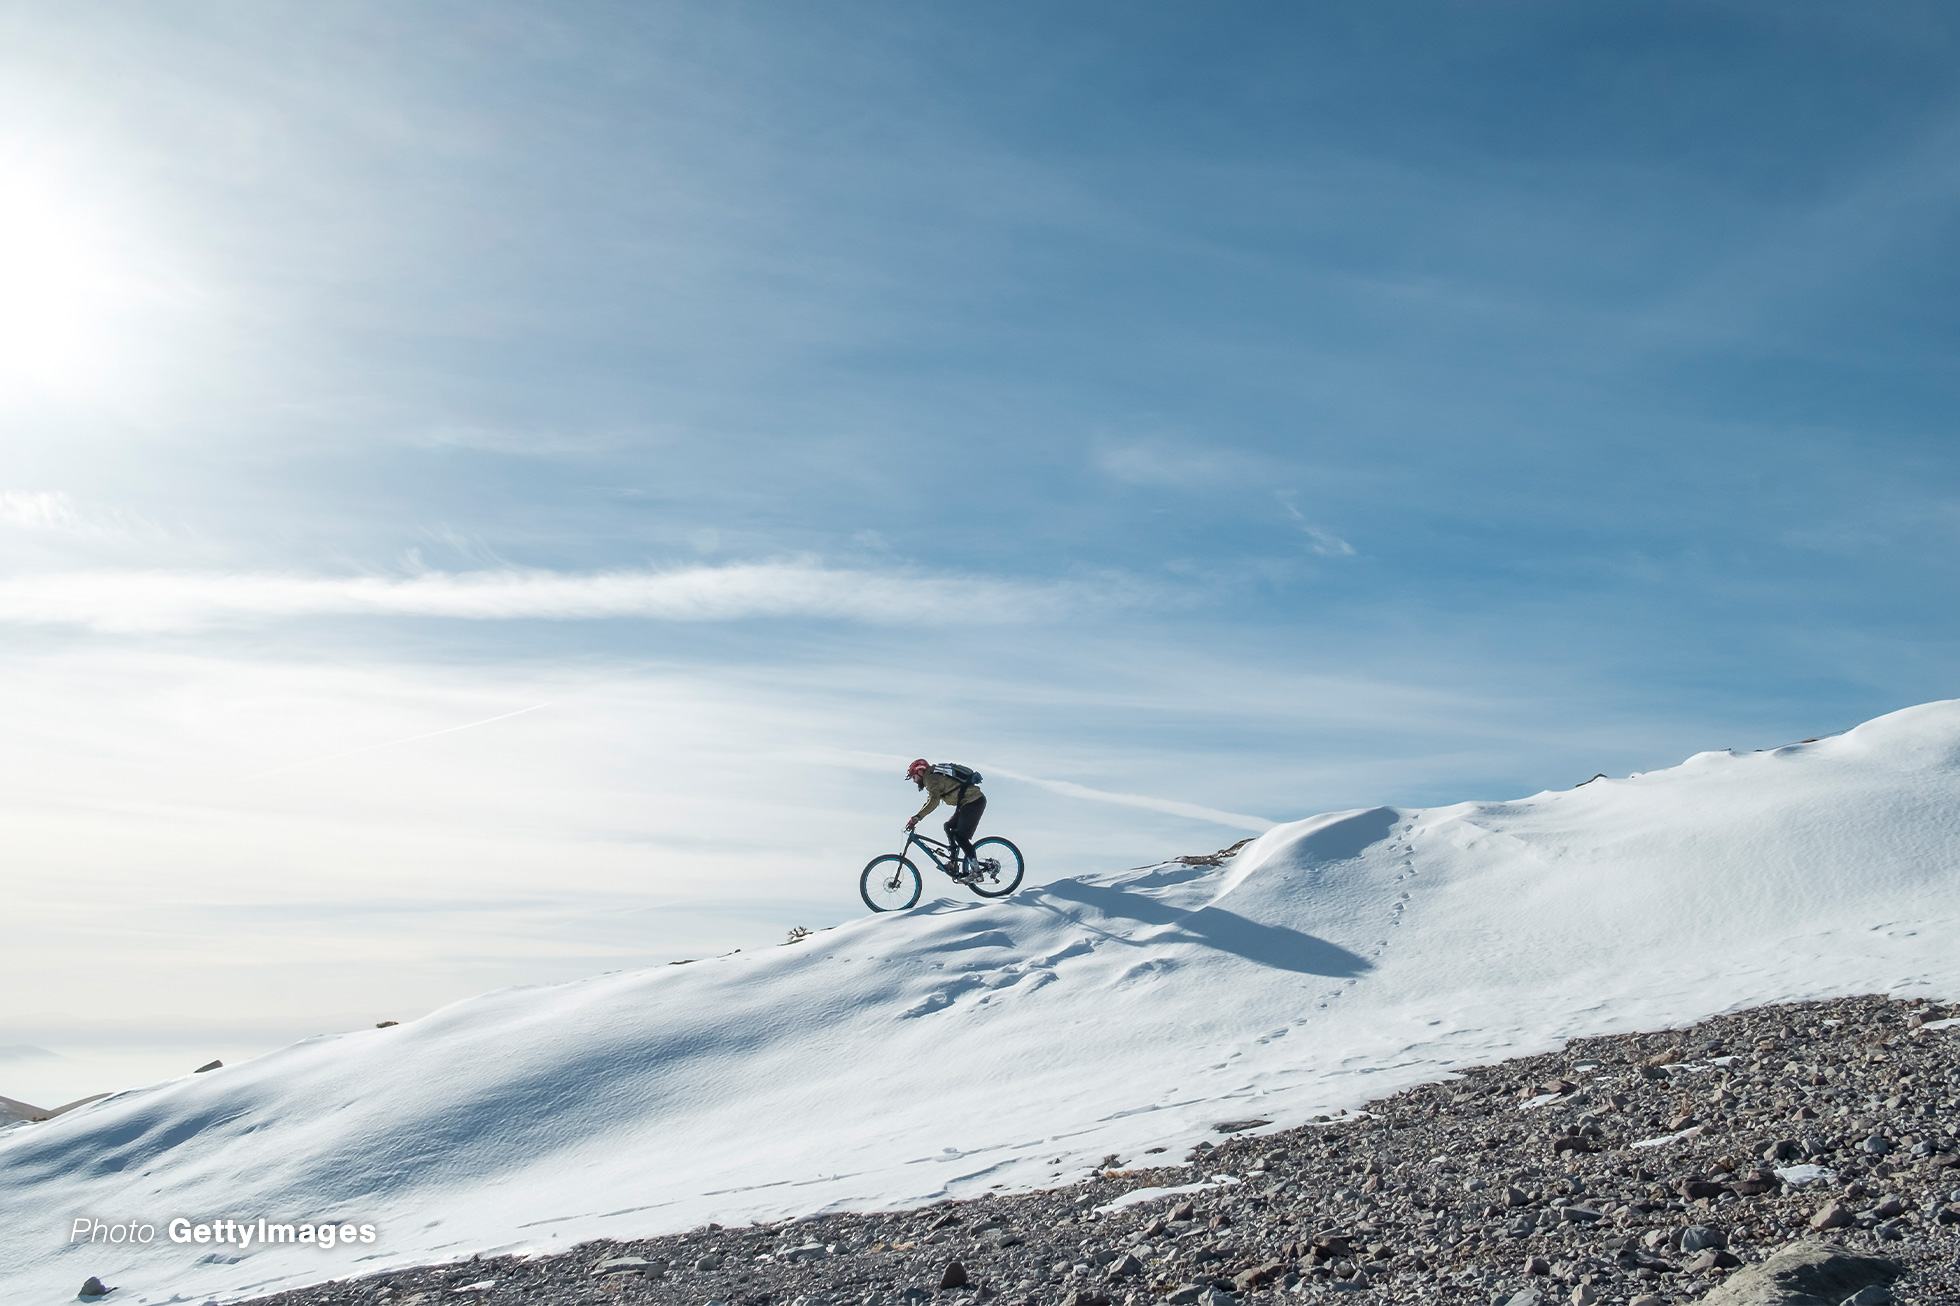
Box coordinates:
[1034,880,1373,978]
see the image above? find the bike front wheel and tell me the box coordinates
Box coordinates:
[860,855,923,912]
[965,837,1025,898]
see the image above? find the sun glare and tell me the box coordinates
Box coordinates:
[0,167,139,393]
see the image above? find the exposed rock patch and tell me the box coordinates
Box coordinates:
[233,994,1960,1306]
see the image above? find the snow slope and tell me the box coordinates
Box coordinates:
[7,702,1960,1302]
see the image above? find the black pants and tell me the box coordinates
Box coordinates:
[944,793,986,863]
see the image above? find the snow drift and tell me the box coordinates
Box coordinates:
[5,701,1960,1303]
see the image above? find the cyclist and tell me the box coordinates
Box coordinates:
[905,758,986,877]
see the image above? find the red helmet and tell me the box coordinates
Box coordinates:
[906,758,929,780]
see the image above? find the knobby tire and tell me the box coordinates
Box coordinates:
[964,837,1025,898]
[860,854,923,912]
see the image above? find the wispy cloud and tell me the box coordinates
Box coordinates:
[1095,437,1264,489]
[0,490,153,542]
[0,562,1113,632]
[980,764,1276,832]
[1,491,91,534]
[237,702,552,780]
[1276,491,1356,557]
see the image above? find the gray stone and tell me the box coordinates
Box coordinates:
[1164,1287,1203,1305]
[1840,1288,1893,1306]
[1700,1242,1900,1306]
[79,1279,110,1300]
[1108,1253,1144,1279]
[1681,1225,1727,1252]
[1505,1291,1544,1306]
[938,1261,968,1291]
[1860,1134,1893,1155]
[1810,1201,1856,1230]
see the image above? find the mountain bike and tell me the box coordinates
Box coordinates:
[859,829,1025,912]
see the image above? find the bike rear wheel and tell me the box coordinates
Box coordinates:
[860,855,923,912]
[965,837,1025,898]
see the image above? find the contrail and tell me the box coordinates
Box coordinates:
[979,764,1276,832]
[238,703,551,780]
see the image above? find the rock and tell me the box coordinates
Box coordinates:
[1523,1255,1551,1275]
[375,1019,398,1028]
[1937,1205,1960,1225]
[1232,1261,1285,1292]
[1107,1253,1144,1279]
[1198,1290,1233,1306]
[1681,1225,1727,1252]
[193,1059,222,1073]
[1700,1241,1900,1306]
[1687,1249,1742,1272]
[1629,1298,1663,1306]
[1163,1289,1202,1305]
[79,1279,110,1299]
[938,1260,968,1290]
[1505,1291,1544,1306]
[1570,1288,1598,1306]
[1213,1118,1270,1134]
[1169,1200,1196,1222]
[1765,1139,1806,1162]
[1681,1178,1727,1200]
[1560,1205,1603,1223]
[1733,1169,1779,1195]
[1870,1195,1906,1219]
[1860,1135,1893,1156]
[1810,1201,1857,1230]
[1840,1287,1894,1305]
[1504,1186,1531,1208]
[589,1256,654,1275]
[693,1254,723,1271]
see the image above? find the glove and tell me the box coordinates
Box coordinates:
[904,817,918,831]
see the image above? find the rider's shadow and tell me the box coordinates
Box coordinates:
[1034,881,1373,978]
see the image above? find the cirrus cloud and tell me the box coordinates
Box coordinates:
[0,562,1122,633]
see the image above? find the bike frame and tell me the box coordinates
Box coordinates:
[901,829,965,875]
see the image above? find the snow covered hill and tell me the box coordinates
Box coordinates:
[7,702,1960,1303]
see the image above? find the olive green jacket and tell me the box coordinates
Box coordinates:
[912,770,984,821]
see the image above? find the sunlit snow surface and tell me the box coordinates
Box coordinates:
[7,702,1960,1301]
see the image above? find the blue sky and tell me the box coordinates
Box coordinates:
[4,2,1960,1096]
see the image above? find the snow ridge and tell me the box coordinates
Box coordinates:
[5,701,1960,1303]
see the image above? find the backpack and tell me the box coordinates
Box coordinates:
[930,762,983,787]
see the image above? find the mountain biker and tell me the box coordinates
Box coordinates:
[905,758,985,876]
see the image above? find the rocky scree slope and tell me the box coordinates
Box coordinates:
[232,994,1959,1306]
